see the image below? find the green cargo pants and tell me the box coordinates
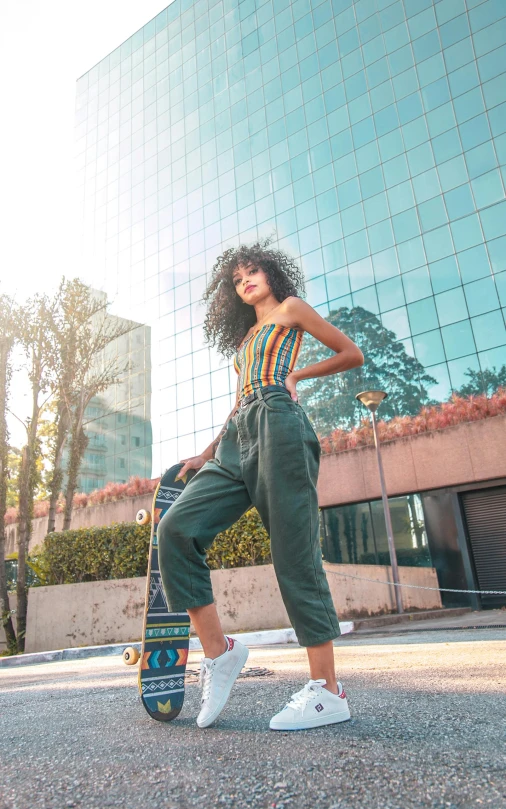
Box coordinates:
[158,387,340,647]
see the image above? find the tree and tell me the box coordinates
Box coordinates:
[14,294,59,651]
[297,306,437,435]
[52,281,132,531]
[454,365,506,398]
[0,295,20,653]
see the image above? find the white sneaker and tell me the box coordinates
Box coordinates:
[196,636,249,728]
[269,679,351,731]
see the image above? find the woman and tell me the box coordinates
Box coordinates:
[158,241,364,731]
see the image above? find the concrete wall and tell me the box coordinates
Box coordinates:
[318,413,506,507]
[18,563,441,653]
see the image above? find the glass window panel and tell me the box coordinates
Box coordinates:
[429,255,461,293]
[465,140,498,180]
[413,329,446,365]
[424,362,452,401]
[378,129,404,162]
[305,275,328,306]
[397,91,424,124]
[426,100,457,137]
[441,319,477,360]
[439,12,470,48]
[397,235,426,271]
[407,297,439,334]
[402,115,430,150]
[368,219,395,252]
[407,142,435,176]
[438,155,467,192]
[457,243,492,283]
[381,306,410,339]
[315,209,340,245]
[402,265,433,303]
[418,196,448,232]
[412,168,441,203]
[435,287,468,326]
[342,203,365,236]
[422,77,451,112]
[388,43,414,76]
[326,265,350,299]
[449,61,480,99]
[320,503,376,565]
[352,282,380,314]
[374,104,400,137]
[349,256,374,290]
[471,310,506,351]
[393,67,419,102]
[432,127,462,163]
[383,154,410,188]
[423,224,454,262]
[377,276,405,312]
[412,30,440,63]
[373,246,401,282]
[459,113,491,152]
[392,208,420,242]
[465,275,501,317]
[447,353,482,391]
[444,183,475,220]
[472,169,505,209]
[364,191,390,225]
[450,213,484,252]
[387,180,415,215]
[359,166,385,199]
[417,52,446,87]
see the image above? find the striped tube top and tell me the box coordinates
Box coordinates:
[233,324,303,399]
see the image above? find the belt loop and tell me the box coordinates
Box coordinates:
[256,386,265,401]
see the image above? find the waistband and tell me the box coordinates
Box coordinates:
[237,384,291,410]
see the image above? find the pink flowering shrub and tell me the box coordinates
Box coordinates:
[320,388,506,454]
[4,476,159,526]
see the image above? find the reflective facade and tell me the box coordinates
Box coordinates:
[75,0,506,480]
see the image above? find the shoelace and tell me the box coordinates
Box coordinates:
[199,659,214,702]
[286,679,325,712]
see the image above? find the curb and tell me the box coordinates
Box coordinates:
[0,621,354,668]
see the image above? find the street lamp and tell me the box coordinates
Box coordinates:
[355,390,403,614]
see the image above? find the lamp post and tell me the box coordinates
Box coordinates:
[355,390,403,614]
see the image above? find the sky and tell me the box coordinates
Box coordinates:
[0,0,173,304]
[1,0,173,445]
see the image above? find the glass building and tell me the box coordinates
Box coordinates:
[75,0,506,483]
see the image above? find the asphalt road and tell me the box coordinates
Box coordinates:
[1,629,505,809]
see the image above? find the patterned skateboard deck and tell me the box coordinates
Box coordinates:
[138,463,196,721]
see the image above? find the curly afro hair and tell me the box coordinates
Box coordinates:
[202,239,305,359]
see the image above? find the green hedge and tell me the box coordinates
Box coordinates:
[38,508,271,585]
[41,523,151,585]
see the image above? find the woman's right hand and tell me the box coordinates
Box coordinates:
[176,454,209,480]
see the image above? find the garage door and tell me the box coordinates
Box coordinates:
[461,486,506,607]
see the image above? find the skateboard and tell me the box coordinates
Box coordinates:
[123,463,196,721]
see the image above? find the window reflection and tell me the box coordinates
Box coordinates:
[321,494,431,567]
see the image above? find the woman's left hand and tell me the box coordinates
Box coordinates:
[284,372,299,402]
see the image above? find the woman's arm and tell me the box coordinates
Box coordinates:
[284,297,364,400]
[176,379,240,479]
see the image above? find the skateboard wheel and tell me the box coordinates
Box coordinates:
[136,509,151,526]
[123,646,140,665]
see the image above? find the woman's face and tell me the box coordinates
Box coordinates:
[232,263,271,305]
